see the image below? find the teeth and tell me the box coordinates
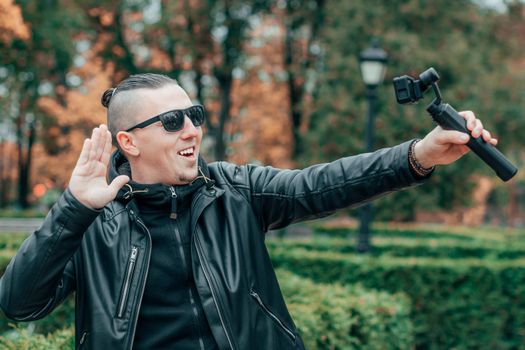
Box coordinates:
[178,147,194,156]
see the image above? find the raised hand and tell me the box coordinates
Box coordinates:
[414,111,498,169]
[69,124,130,209]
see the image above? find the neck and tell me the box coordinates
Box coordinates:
[129,162,193,186]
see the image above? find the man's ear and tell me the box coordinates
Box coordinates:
[116,131,140,157]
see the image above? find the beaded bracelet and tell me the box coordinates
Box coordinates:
[408,139,434,177]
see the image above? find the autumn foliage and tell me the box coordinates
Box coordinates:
[1,0,524,226]
[0,0,30,44]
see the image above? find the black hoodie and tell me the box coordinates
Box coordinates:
[111,151,218,350]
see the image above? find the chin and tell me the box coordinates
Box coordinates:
[177,169,199,184]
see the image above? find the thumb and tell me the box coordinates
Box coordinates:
[435,129,470,145]
[108,175,130,196]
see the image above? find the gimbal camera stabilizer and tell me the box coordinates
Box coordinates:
[393,68,518,182]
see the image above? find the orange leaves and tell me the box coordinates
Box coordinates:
[0,0,30,43]
[32,59,113,189]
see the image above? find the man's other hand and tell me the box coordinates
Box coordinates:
[414,111,498,169]
[69,124,130,209]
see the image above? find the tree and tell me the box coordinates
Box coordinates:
[280,0,325,159]
[0,0,85,208]
[303,0,525,221]
[0,0,30,44]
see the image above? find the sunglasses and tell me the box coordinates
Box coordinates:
[125,105,206,132]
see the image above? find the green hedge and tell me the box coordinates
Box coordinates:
[0,296,75,337]
[267,237,525,260]
[0,234,413,349]
[311,225,525,244]
[270,246,525,350]
[277,269,413,349]
[0,233,30,252]
[0,269,414,350]
[0,326,73,350]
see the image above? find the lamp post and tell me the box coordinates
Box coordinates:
[357,39,388,253]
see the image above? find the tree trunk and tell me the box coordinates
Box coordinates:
[0,140,8,208]
[284,17,303,159]
[16,115,36,209]
[215,72,232,161]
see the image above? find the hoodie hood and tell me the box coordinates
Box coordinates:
[109,150,215,218]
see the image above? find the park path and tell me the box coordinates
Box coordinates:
[0,218,43,233]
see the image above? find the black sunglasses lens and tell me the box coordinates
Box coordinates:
[189,106,205,126]
[158,106,205,132]
[160,111,184,131]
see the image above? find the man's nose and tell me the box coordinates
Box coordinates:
[180,115,199,138]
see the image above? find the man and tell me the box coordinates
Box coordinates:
[0,73,497,349]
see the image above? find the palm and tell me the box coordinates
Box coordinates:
[69,125,129,209]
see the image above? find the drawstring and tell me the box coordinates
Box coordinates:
[191,166,215,189]
[122,183,149,200]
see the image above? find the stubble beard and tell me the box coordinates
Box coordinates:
[176,162,199,184]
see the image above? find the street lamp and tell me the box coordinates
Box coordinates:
[357,39,388,253]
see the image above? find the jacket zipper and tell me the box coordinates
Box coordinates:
[79,330,88,347]
[169,186,179,219]
[169,198,206,350]
[194,226,235,350]
[117,246,139,318]
[127,218,152,350]
[250,290,296,342]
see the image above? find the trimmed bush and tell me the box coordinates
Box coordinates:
[277,269,414,350]
[311,224,525,245]
[0,326,74,350]
[270,246,525,350]
[0,234,413,349]
[267,237,525,260]
[0,297,75,337]
[0,233,30,252]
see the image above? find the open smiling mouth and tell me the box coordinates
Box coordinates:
[178,147,195,158]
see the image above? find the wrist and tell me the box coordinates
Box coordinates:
[409,139,435,177]
[413,139,435,169]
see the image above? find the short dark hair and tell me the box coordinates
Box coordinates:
[101,73,179,138]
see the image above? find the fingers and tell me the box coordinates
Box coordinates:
[100,126,113,166]
[89,126,101,162]
[482,130,498,146]
[435,129,470,145]
[76,138,92,166]
[472,119,483,138]
[458,110,498,145]
[93,125,109,161]
[108,175,130,196]
[459,110,483,137]
[87,124,112,164]
[459,111,476,131]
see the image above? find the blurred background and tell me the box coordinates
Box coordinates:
[0,0,524,225]
[1,0,525,349]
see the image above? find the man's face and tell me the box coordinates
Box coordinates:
[123,84,203,185]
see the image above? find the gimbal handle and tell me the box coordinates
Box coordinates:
[427,99,518,181]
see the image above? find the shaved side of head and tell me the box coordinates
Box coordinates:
[101,73,179,140]
[107,90,147,138]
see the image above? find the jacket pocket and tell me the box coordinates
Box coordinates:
[250,290,296,342]
[116,246,139,318]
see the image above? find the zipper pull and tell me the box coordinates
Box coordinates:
[130,246,138,261]
[169,186,178,219]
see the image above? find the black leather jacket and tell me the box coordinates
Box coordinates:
[0,140,427,349]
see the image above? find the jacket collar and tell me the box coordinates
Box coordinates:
[109,149,221,218]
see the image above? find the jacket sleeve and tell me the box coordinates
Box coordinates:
[220,140,430,232]
[0,188,100,321]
